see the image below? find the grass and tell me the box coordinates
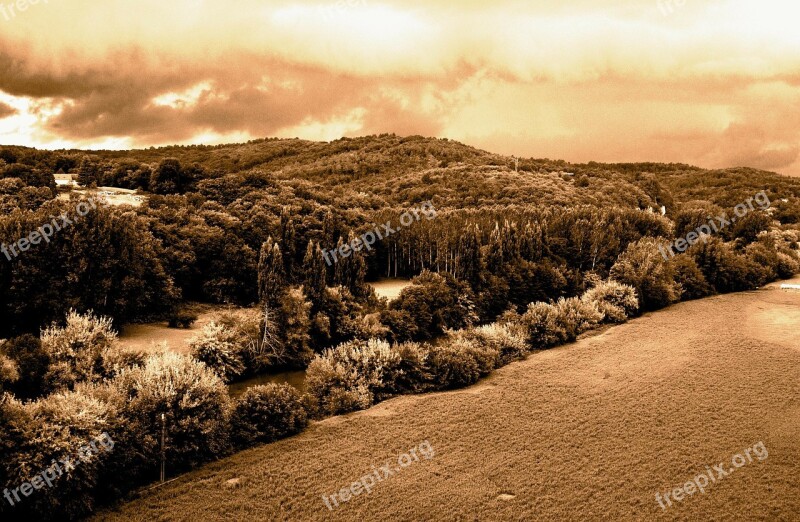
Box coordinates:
[369,278,412,301]
[117,304,235,355]
[94,278,800,521]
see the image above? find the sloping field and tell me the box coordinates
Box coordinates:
[95,279,800,522]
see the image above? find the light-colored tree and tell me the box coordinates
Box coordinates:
[40,310,118,391]
[189,322,245,382]
[610,238,680,311]
[0,354,18,391]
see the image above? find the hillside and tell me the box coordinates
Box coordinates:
[3,135,800,335]
[2,135,800,521]
[92,278,800,522]
[4,135,800,213]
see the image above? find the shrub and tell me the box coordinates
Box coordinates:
[520,296,602,349]
[674,204,724,238]
[688,237,762,293]
[745,240,800,282]
[467,323,528,366]
[213,309,282,373]
[427,344,481,389]
[389,271,478,341]
[730,211,773,244]
[168,310,198,329]
[99,348,147,379]
[393,342,433,393]
[581,280,639,323]
[669,255,714,301]
[3,388,115,520]
[610,238,680,311]
[305,339,402,416]
[231,384,308,449]
[456,337,499,375]
[379,309,419,344]
[0,393,31,501]
[189,322,246,383]
[554,297,603,341]
[776,252,800,279]
[521,302,566,349]
[40,310,119,392]
[743,242,780,282]
[313,380,372,417]
[0,354,18,391]
[74,382,157,504]
[111,352,232,473]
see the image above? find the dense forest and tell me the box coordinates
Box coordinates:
[2,135,799,337]
[1,134,799,520]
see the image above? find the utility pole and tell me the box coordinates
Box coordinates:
[160,413,166,483]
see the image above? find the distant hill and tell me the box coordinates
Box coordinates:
[3,134,800,215]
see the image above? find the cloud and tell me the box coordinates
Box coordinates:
[0,0,798,175]
[0,101,15,119]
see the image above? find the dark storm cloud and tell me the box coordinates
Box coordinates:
[0,46,451,144]
[0,101,15,118]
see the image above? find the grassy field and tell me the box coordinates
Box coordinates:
[94,278,800,521]
[117,305,231,355]
[369,279,412,301]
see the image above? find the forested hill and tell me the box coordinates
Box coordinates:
[2,134,800,337]
[3,134,800,214]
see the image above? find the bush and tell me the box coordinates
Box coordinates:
[388,271,478,341]
[99,348,147,380]
[0,393,31,501]
[379,308,420,344]
[520,296,602,349]
[743,242,781,282]
[212,309,287,374]
[427,344,481,389]
[231,384,308,448]
[610,238,680,311]
[465,323,528,366]
[189,322,246,383]
[110,352,232,473]
[393,342,433,394]
[3,388,115,520]
[730,212,773,244]
[688,237,762,293]
[168,310,198,329]
[581,280,639,323]
[745,240,800,282]
[521,302,567,349]
[553,297,603,341]
[0,354,18,391]
[40,310,119,393]
[305,339,402,416]
[669,255,714,301]
[458,337,499,375]
[776,252,800,279]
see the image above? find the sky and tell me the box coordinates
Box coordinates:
[0,0,799,175]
